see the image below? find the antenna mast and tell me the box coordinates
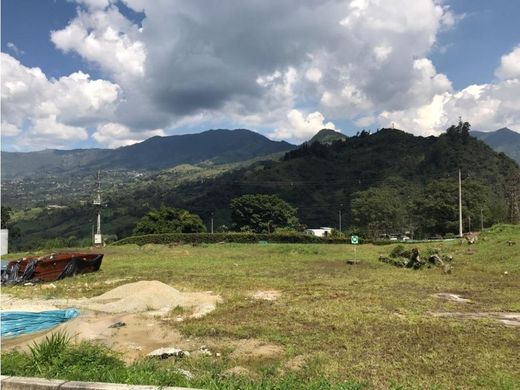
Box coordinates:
[93,170,103,246]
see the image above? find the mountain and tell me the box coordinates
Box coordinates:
[471,128,520,163]
[9,126,519,249]
[308,129,348,144]
[1,129,296,178]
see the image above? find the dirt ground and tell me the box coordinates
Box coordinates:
[1,281,284,363]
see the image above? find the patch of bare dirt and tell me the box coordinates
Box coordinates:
[222,366,256,378]
[432,293,473,303]
[230,339,283,360]
[284,355,308,371]
[431,312,520,327]
[251,290,281,301]
[1,311,194,362]
[1,281,222,361]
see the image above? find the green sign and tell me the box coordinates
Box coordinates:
[351,235,359,245]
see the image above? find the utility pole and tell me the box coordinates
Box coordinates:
[210,212,214,234]
[480,208,484,231]
[338,209,342,233]
[458,168,463,237]
[93,170,103,246]
[468,216,471,233]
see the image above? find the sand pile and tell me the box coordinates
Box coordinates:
[1,281,221,318]
[80,280,221,316]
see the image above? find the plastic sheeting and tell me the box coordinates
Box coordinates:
[1,309,80,338]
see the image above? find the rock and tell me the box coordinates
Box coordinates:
[109,321,127,329]
[443,264,452,274]
[504,271,509,275]
[198,346,212,356]
[147,347,189,359]
[346,260,360,265]
[507,241,516,246]
[428,254,444,267]
[406,248,424,269]
[176,368,193,380]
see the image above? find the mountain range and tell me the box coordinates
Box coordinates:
[3,127,519,179]
[470,128,520,163]
[1,129,295,178]
[5,124,519,250]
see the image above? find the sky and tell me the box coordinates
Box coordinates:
[1,0,519,151]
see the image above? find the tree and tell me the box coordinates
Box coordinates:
[1,206,12,229]
[351,186,409,238]
[1,206,21,238]
[230,194,300,233]
[134,206,206,235]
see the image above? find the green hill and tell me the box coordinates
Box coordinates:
[308,129,348,144]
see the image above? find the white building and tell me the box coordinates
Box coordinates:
[1,229,8,255]
[304,227,333,237]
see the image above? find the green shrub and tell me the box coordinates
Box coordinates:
[113,232,349,246]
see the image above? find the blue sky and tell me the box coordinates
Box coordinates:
[2,0,519,150]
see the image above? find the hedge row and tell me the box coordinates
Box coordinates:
[112,232,349,246]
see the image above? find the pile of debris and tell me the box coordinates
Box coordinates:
[379,246,452,272]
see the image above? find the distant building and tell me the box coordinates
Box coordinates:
[305,227,333,237]
[1,229,8,255]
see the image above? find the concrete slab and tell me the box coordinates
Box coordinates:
[1,376,66,390]
[61,382,198,390]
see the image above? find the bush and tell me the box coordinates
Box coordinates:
[113,232,348,246]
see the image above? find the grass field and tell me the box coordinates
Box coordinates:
[2,225,520,389]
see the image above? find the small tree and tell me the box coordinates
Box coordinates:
[134,206,206,235]
[1,206,21,238]
[230,194,300,233]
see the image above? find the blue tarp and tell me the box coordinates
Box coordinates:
[1,309,80,338]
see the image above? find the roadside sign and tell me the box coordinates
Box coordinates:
[351,235,359,245]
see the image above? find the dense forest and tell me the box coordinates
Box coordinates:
[5,123,520,249]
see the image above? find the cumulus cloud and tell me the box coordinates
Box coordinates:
[51,5,145,78]
[495,45,520,80]
[93,122,165,148]
[1,53,120,148]
[374,77,520,135]
[51,0,460,137]
[270,109,338,142]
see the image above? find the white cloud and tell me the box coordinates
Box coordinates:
[93,122,165,148]
[374,78,520,134]
[51,5,145,78]
[1,121,22,136]
[305,68,323,83]
[270,109,338,142]
[7,42,24,56]
[495,45,520,80]
[1,53,120,148]
[31,115,88,140]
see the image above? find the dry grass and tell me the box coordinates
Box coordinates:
[2,225,520,389]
